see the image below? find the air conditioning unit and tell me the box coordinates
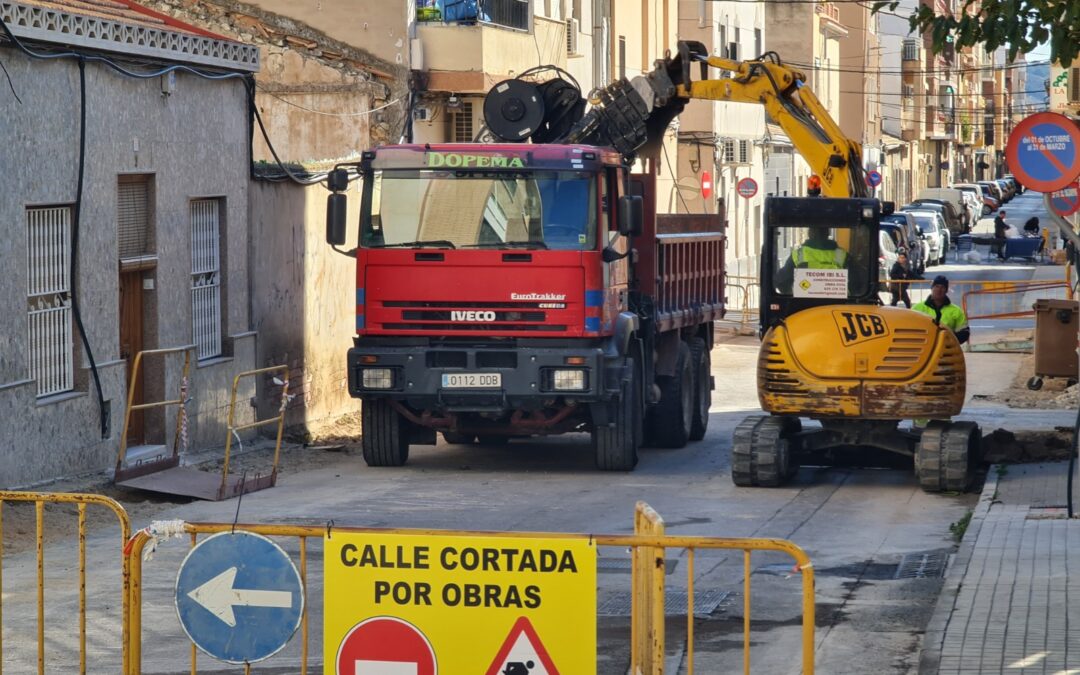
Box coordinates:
[566,18,580,56]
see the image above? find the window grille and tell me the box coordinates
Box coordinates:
[190,199,222,360]
[453,101,474,142]
[26,206,73,397]
[118,176,151,259]
[722,140,735,163]
[738,140,750,164]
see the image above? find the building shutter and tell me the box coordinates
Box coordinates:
[118,177,150,259]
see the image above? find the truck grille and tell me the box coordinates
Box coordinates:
[380,301,565,332]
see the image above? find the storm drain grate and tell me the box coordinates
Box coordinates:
[894,550,950,579]
[597,558,678,575]
[597,589,729,617]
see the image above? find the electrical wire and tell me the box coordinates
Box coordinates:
[255,87,404,118]
[0,53,20,103]
[787,58,1048,76]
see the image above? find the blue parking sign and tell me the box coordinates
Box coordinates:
[1006,112,1080,192]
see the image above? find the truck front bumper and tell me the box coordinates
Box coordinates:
[347,339,623,413]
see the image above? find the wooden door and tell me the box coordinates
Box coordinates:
[119,271,144,444]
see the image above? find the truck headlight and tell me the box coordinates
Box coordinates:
[361,368,394,389]
[552,369,587,391]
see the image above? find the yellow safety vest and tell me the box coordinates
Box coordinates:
[793,245,847,269]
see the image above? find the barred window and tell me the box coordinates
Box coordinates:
[191,199,223,360]
[26,206,74,397]
[452,101,474,142]
[722,140,735,163]
[738,140,750,164]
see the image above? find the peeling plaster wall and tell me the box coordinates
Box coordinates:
[143,0,410,157]
[0,54,256,487]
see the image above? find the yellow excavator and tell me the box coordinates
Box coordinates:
[479,41,977,492]
[652,41,976,492]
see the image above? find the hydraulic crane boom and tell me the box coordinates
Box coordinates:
[493,41,868,198]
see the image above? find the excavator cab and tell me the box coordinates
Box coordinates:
[760,196,881,333]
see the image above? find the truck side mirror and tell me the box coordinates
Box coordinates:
[326,193,348,246]
[618,195,643,237]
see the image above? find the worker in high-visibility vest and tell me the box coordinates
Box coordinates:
[775,226,849,294]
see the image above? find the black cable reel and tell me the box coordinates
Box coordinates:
[483,78,546,142]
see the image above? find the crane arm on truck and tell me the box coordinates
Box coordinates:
[489,41,868,199]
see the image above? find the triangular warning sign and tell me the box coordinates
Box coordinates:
[485,616,559,675]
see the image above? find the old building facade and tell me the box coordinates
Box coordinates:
[0,0,260,486]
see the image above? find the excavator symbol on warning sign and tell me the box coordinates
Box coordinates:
[485,617,559,675]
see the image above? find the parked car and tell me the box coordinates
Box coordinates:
[953,183,996,216]
[978,180,1004,205]
[948,186,982,224]
[995,178,1015,202]
[1004,173,1023,194]
[906,199,964,237]
[904,210,949,265]
[879,225,903,281]
[974,182,1001,210]
[919,188,972,231]
[881,212,927,275]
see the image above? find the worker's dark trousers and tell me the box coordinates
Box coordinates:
[891,288,911,308]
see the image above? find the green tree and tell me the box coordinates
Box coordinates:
[874,0,1080,67]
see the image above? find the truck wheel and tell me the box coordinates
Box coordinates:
[442,432,475,445]
[688,337,711,441]
[594,356,641,471]
[732,415,800,487]
[361,399,410,467]
[916,421,979,492]
[651,341,694,448]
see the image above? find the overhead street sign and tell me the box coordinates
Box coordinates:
[323,533,596,674]
[1050,182,1080,217]
[175,531,304,664]
[737,177,758,199]
[866,170,882,188]
[1005,112,1080,193]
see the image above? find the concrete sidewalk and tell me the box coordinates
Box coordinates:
[921,459,1080,674]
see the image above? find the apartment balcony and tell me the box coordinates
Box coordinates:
[900,101,922,141]
[417,3,564,94]
[416,0,529,30]
[902,39,922,71]
[926,105,957,140]
[816,2,848,38]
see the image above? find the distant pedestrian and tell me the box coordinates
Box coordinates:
[913,275,969,344]
[1024,216,1040,235]
[992,210,1008,261]
[889,251,915,308]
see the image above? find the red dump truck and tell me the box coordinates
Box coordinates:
[325,143,724,470]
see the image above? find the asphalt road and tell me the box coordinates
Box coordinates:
[1,189,1070,675]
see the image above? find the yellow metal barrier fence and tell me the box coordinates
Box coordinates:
[217,365,291,500]
[0,491,131,675]
[125,503,815,674]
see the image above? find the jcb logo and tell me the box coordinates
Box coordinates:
[833,310,890,346]
[451,310,496,322]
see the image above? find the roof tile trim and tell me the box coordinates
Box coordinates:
[1,0,259,72]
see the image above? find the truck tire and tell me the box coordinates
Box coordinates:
[731,415,800,487]
[916,421,979,493]
[593,356,641,471]
[688,337,711,441]
[442,432,475,445]
[361,399,410,467]
[651,341,694,449]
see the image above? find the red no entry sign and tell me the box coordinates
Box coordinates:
[1051,182,1080,217]
[336,617,437,675]
[1006,112,1080,193]
[737,177,758,199]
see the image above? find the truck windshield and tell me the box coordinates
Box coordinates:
[771,225,873,298]
[361,169,597,250]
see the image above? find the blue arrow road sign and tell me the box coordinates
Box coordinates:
[175,531,304,664]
